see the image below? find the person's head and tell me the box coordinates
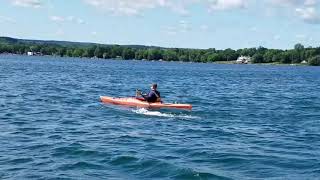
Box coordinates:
[151,83,157,90]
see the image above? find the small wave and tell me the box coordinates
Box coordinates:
[132,108,199,119]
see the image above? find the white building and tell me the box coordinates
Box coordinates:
[27,51,34,56]
[236,56,251,64]
[301,60,308,64]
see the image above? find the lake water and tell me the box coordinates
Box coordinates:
[0,55,320,179]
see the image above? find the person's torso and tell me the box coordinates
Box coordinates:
[148,90,160,102]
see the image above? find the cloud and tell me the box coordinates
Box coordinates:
[50,16,65,22]
[12,0,42,8]
[296,7,320,23]
[267,0,320,24]
[208,0,248,11]
[269,0,300,6]
[50,16,86,24]
[83,0,319,25]
[0,16,16,23]
[83,0,250,16]
[268,0,318,7]
[84,0,166,16]
[304,0,317,6]
[83,0,192,16]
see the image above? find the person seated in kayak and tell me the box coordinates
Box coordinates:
[136,83,161,103]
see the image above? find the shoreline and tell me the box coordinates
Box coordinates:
[0,53,312,66]
[213,60,309,66]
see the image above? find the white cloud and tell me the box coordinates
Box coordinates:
[50,15,86,24]
[267,0,320,24]
[84,0,167,15]
[268,0,318,7]
[12,0,42,8]
[50,16,65,22]
[168,2,189,15]
[84,0,192,16]
[296,7,320,23]
[84,0,320,25]
[208,0,248,11]
[304,0,317,6]
[83,0,249,16]
[0,16,16,23]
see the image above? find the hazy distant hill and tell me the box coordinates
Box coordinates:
[0,36,161,49]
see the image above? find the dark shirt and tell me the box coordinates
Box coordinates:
[142,90,160,103]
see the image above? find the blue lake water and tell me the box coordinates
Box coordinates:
[0,55,320,179]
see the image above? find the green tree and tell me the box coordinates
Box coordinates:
[82,49,89,57]
[308,55,320,66]
[290,50,301,64]
[87,46,96,57]
[94,46,103,58]
[263,51,275,63]
[58,47,67,57]
[241,48,256,57]
[122,48,135,60]
[252,54,264,63]
[280,51,291,64]
[66,49,73,57]
[272,53,282,63]
[207,53,221,62]
[163,50,178,61]
[179,54,189,62]
[72,48,84,57]
[294,43,304,51]
[111,45,122,58]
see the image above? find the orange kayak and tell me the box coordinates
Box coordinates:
[100,96,192,110]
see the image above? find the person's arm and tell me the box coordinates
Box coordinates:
[141,92,151,101]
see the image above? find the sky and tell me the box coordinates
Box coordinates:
[0,0,319,49]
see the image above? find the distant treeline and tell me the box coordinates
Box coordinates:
[0,37,319,65]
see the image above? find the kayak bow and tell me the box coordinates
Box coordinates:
[100,96,192,110]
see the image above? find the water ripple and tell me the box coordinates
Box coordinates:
[0,55,319,179]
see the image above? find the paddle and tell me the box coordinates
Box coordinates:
[135,89,149,102]
[136,89,143,97]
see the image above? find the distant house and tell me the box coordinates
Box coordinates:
[301,60,308,64]
[236,56,251,64]
[27,51,43,56]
